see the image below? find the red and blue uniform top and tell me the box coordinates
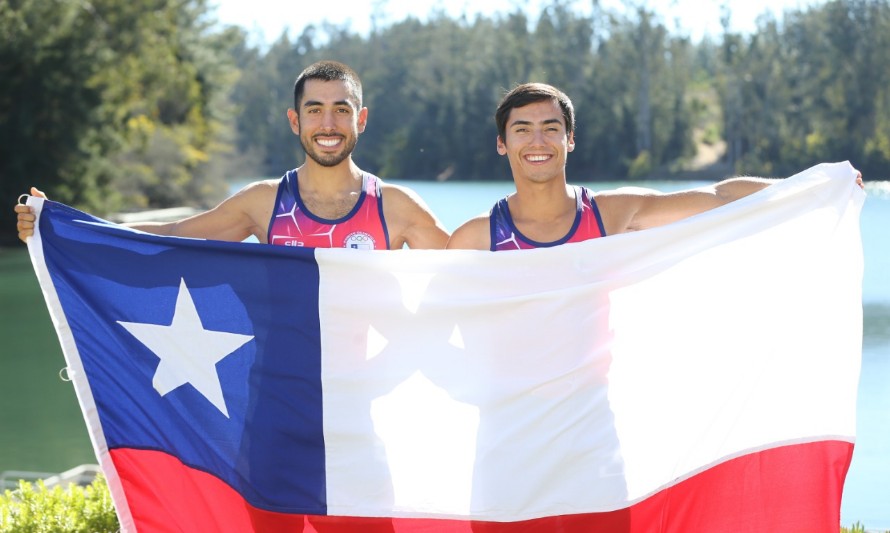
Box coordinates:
[490,186,606,251]
[267,170,390,250]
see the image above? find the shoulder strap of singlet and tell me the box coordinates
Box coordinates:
[488,189,586,250]
[488,196,511,251]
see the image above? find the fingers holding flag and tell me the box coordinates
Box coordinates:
[14,187,46,243]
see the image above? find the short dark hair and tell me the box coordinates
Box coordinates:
[495,83,575,141]
[293,60,363,110]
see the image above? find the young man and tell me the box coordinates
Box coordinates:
[16,61,449,250]
[446,83,862,250]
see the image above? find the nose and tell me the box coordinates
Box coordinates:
[320,109,337,130]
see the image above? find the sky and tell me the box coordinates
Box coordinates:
[211,0,826,47]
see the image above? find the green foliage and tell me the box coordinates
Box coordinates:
[713,0,890,177]
[840,521,890,533]
[701,124,721,146]
[0,0,237,244]
[627,150,654,179]
[3,0,889,245]
[0,477,118,533]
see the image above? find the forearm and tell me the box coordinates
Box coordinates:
[124,221,176,236]
[713,177,778,205]
[602,177,778,234]
[124,218,256,242]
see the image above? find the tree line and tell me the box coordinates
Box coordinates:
[2,0,888,244]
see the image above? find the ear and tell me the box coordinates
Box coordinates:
[357,107,369,133]
[497,135,507,156]
[287,108,300,135]
[567,130,575,153]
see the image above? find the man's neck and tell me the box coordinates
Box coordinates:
[296,158,363,195]
[510,179,574,222]
[293,158,366,220]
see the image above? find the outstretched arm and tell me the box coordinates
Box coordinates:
[125,181,277,243]
[596,177,776,235]
[597,170,863,236]
[14,181,279,244]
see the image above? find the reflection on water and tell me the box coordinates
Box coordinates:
[843,304,890,529]
[864,303,890,346]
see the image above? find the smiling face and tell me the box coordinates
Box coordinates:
[497,99,575,185]
[288,79,367,168]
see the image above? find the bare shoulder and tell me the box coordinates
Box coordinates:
[214,178,280,218]
[379,181,449,249]
[378,181,430,211]
[446,214,490,250]
[149,177,281,242]
[228,178,280,204]
[593,187,656,235]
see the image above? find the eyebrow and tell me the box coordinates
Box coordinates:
[302,99,353,108]
[509,118,563,128]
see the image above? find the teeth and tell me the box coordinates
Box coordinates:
[526,155,550,162]
[317,138,340,147]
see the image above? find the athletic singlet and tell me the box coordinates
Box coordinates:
[267,170,390,249]
[490,186,606,251]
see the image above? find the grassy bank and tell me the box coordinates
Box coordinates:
[0,248,94,475]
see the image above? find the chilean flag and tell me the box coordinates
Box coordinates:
[26,161,863,532]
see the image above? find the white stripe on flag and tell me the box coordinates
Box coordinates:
[316,161,862,521]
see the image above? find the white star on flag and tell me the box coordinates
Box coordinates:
[118,278,253,417]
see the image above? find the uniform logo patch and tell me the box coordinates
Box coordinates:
[344,231,376,250]
[270,235,305,247]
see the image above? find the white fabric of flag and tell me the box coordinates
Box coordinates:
[315,161,863,521]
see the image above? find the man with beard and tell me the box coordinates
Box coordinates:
[15,61,449,250]
[15,61,446,532]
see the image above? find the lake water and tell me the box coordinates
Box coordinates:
[1,177,887,528]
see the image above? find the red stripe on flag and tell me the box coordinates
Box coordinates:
[110,440,852,532]
[625,439,853,533]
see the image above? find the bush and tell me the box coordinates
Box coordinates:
[842,522,889,533]
[0,476,119,533]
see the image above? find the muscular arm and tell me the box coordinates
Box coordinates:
[128,180,278,243]
[16,181,279,244]
[381,183,450,249]
[596,177,777,235]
